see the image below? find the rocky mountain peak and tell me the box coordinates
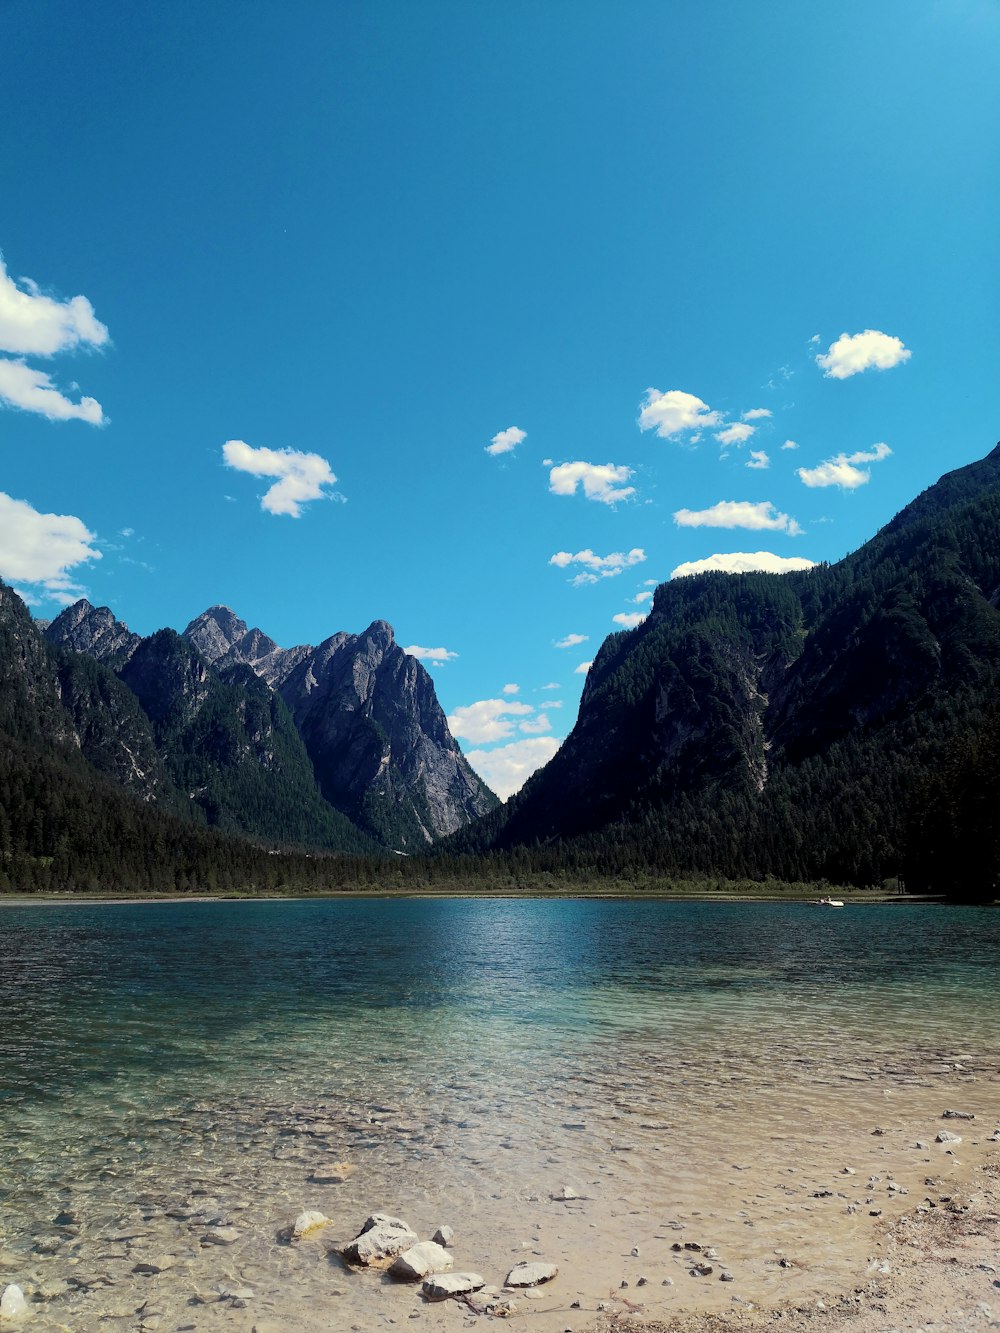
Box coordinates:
[183,606,249,663]
[44,599,142,668]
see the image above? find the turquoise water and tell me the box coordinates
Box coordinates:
[1,898,998,1329]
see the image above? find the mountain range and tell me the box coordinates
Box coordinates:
[2,441,999,896]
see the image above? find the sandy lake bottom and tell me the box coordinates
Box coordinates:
[1,897,998,1332]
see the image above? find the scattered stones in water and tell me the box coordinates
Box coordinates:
[505,1261,558,1287]
[422,1272,485,1300]
[343,1214,418,1266]
[200,1226,241,1245]
[390,1242,453,1281]
[132,1256,178,1275]
[292,1210,329,1239]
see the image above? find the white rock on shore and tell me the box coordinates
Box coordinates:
[389,1242,453,1281]
[343,1214,418,1266]
[505,1261,558,1287]
[422,1272,485,1299]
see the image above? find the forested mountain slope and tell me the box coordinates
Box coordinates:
[453,444,1000,892]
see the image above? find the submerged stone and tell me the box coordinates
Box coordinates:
[0,1284,28,1320]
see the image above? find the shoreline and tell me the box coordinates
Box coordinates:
[0,888,947,907]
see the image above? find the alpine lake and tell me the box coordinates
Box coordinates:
[1,897,998,1331]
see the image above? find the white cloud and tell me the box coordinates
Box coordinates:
[781,439,799,450]
[642,578,657,587]
[0,359,105,424]
[673,500,803,535]
[486,426,526,456]
[671,551,818,579]
[574,660,592,674]
[0,491,101,603]
[742,408,772,421]
[613,612,647,628]
[554,632,588,648]
[0,256,108,357]
[631,591,653,604]
[447,697,534,743]
[404,644,459,665]
[747,450,770,470]
[502,683,520,695]
[464,736,561,801]
[519,712,552,735]
[816,329,911,379]
[797,442,892,490]
[550,548,646,584]
[639,388,721,439]
[809,333,821,345]
[715,422,755,447]
[548,461,635,505]
[222,439,338,516]
[540,682,561,690]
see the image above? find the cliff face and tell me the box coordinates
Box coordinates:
[182,605,496,846]
[277,619,496,847]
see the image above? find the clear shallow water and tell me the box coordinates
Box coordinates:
[1,897,999,1330]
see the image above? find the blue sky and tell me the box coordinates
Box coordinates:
[2,1,998,797]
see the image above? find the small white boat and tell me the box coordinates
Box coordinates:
[812,895,844,908]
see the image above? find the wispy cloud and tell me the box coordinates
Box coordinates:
[631,591,653,604]
[715,422,755,447]
[816,330,910,379]
[639,388,721,439]
[464,736,561,800]
[550,547,646,584]
[742,408,772,421]
[671,551,817,579]
[548,461,635,505]
[519,713,552,735]
[0,360,105,424]
[797,442,892,490]
[0,491,101,604]
[612,611,647,628]
[554,632,588,648]
[485,425,526,456]
[222,439,339,516]
[404,644,459,665]
[673,500,803,535]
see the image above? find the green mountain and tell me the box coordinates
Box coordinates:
[453,444,1000,896]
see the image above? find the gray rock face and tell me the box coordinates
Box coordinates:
[45,599,142,668]
[183,606,312,689]
[183,607,498,847]
[279,620,497,846]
